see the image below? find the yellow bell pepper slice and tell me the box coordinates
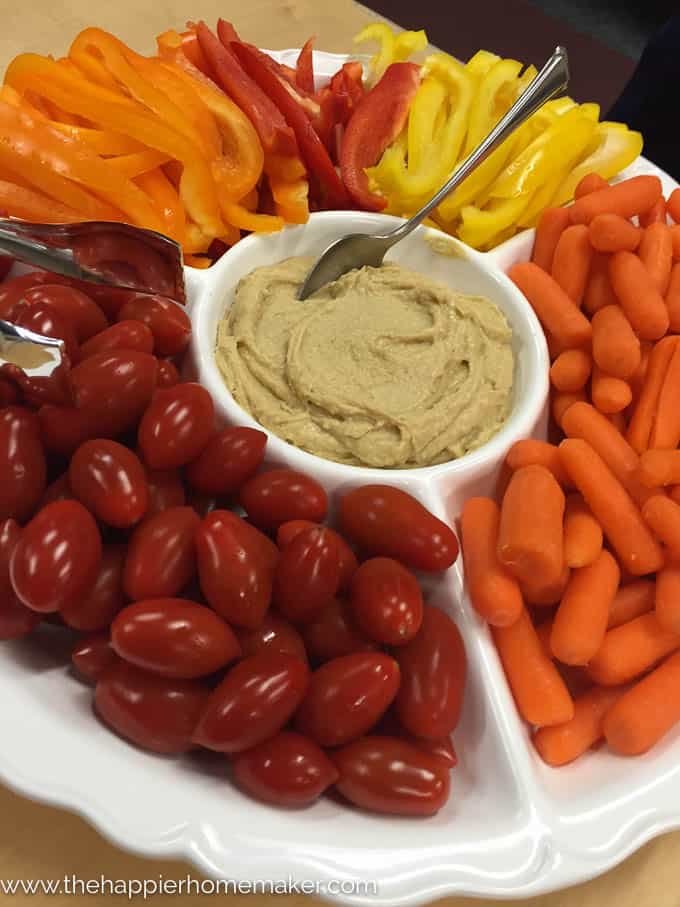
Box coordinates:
[458,195,531,248]
[407,77,447,174]
[552,122,643,206]
[462,58,522,158]
[488,106,597,200]
[354,24,427,84]
[466,50,501,78]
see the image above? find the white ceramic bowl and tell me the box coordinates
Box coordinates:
[1,49,680,907]
[190,210,550,510]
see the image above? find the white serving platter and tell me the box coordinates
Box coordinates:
[0,49,678,907]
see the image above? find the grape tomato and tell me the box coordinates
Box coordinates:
[239,469,327,532]
[124,506,200,601]
[69,439,148,528]
[0,406,46,522]
[138,382,214,469]
[186,426,267,496]
[117,294,191,357]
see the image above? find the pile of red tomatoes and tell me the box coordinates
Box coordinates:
[0,263,466,817]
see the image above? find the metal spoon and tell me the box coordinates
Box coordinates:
[0,219,185,304]
[299,45,570,300]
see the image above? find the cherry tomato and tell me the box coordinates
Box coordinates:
[302,598,376,663]
[14,300,79,363]
[143,465,185,517]
[294,653,400,747]
[72,633,119,682]
[79,321,154,359]
[21,284,108,341]
[239,469,327,532]
[71,351,158,436]
[39,404,101,458]
[38,474,74,508]
[0,377,19,407]
[232,731,338,807]
[0,406,46,522]
[193,652,309,753]
[376,709,458,769]
[95,661,208,754]
[60,545,126,631]
[156,358,180,388]
[394,605,467,740]
[196,510,273,629]
[69,440,148,528]
[240,519,280,571]
[138,383,214,469]
[10,500,102,613]
[111,598,241,679]
[0,518,39,640]
[339,485,459,572]
[124,506,200,600]
[0,272,59,320]
[332,736,451,816]
[235,614,308,663]
[277,521,358,591]
[117,294,191,356]
[186,427,267,496]
[349,557,423,646]
[0,360,73,408]
[274,527,340,623]
[0,255,13,283]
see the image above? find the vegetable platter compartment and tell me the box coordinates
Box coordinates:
[0,50,678,907]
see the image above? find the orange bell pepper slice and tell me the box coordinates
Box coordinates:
[0,179,83,223]
[107,150,172,179]
[0,99,164,231]
[49,125,145,155]
[157,28,214,78]
[268,173,310,224]
[5,52,223,238]
[219,200,284,233]
[135,168,186,244]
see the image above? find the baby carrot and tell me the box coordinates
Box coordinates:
[639,196,666,227]
[608,411,628,434]
[655,565,680,636]
[550,550,620,666]
[508,262,592,350]
[545,330,568,361]
[609,250,670,341]
[559,438,664,576]
[561,402,656,506]
[461,497,523,628]
[574,172,608,199]
[532,206,570,272]
[591,365,632,415]
[583,252,618,315]
[497,465,565,587]
[521,563,571,608]
[563,493,603,568]
[670,485,680,507]
[641,494,680,560]
[626,336,680,453]
[638,449,680,487]
[629,342,652,403]
[569,175,663,225]
[553,390,587,428]
[672,224,680,259]
[505,439,572,487]
[492,607,574,727]
[639,222,673,296]
[667,188,680,224]
[532,685,626,766]
[591,305,641,380]
[607,580,655,629]
[550,349,592,392]
[604,650,680,755]
[535,620,553,658]
[588,612,680,686]
[666,263,680,332]
[551,224,592,307]
[649,342,680,449]
[588,213,641,253]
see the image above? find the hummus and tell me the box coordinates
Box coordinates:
[216,257,514,468]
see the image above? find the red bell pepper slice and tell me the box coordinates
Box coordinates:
[296,38,315,93]
[217,19,299,86]
[195,22,297,156]
[340,62,420,211]
[328,62,365,127]
[231,40,349,208]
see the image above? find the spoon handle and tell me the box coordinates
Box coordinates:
[381,45,570,244]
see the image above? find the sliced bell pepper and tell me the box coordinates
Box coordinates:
[0,178,83,223]
[327,62,364,126]
[458,195,530,248]
[135,167,186,243]
[157,29,215,79]
[340,61,420,211]
[6,52,222,238]
[231,40,348,208]
[219,200,284,233]
[50,126,145,155]
[195,22,297,156]
[354,23,427,84]
[264,153,306,183]
[296,38,315,93]
[216,19,298,87]
[184,255,212,268]
[552,122,643,207]
[268,172,310,223]
[69,32,122,92]
[108,150,172,179]
[466,49,501,78]
[461,58,522,158]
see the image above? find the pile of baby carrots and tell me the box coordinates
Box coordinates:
[461,172,680,766]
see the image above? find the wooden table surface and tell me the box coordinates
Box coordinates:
[0,0,678,904]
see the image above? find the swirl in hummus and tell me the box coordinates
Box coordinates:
[215,257,514,468]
